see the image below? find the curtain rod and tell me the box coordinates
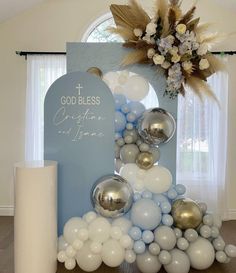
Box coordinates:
[16,50,236,59]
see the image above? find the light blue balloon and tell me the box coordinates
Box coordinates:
[161,201,172,214]
[126,112,137,123]
[167,189,178,200]
[175,184,186,195]
[142,230,154,244]
[113,94,127,110]
[142,191,153,199]
[131,199,162,230]
[133,192,142,202]
[133,240,146,254]
[153,194,169,206]
[126,123,134,130]
[129,226,142,241]
[115,111,127,132]
[128,101,145,118]
[121,103,131,114]
[115,132,122,140]
[162,214,174,226]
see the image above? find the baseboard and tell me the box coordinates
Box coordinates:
[0,205,14,216]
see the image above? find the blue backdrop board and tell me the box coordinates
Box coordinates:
[67,42,178,182]
[44,71,115,235]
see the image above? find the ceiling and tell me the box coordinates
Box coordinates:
[0,0,236,23]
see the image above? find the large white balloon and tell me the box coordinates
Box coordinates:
[112,217,132,234]
[101,239,125,267]
[154,226,176,250]
[120,163,139,187]
[164,249,190,273]
[123,75,149,101]
[187,237,215,270]
[76,241,102,272]
[88,217,111,243]
[103,71,119,92]
[136,251,162,273]
[63,217,87,244]
[144,166,172,193]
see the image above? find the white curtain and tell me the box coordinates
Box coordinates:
[176,60,229,219]
[25,54,66,161]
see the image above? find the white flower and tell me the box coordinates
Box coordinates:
[146,22,157,36]
[197,43,208,56]
[133,28,143,37]
[143,35,152,44]
[153,54,165,65]
[166,35,175,45]
[169,46,179,55]
[147,48,156,59]
[161,61,171,69]
[171,54,181,63]
[176,24,187,35]
[199,58,210,70]
[182,61,193,71]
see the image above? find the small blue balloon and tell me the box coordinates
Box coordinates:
[160,201,171,214]
[175,184,186,195]
[126,112,137,123]
[153,194,169,206]
[142,230,154,244]
[121,104,131,114]
[133,240,146,254]
[142,191,153,199]
[133,192,142,202]
[126,123,134,130]
[129,226,142,241]
[131,199,162,230]
[162,214,174,226]
[113,94,127,110]
[128,101,145,118]
[167,189,178,200]
[115,111,127,132]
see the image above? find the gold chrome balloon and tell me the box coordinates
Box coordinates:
[87,67,103,78]
[136,152,154,170]
[171,198,203,230]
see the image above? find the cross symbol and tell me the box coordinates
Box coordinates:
[76,83,83,96]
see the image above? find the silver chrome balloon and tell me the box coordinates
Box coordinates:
[137,108,176,146]
[91,174,133,218]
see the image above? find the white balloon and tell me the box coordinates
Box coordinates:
[113,85,126,95]
[136,251,162,273]
[118,74,129,85]
[83,211,97,224]
[125,250,136,263]
[110,226,123,240]
[164,249,190,273]
[154,226,176,251]
[120,163,139,186]
[177,238,189,251]
[65,258,76,270]
[112,217,132,234]
[63,217,87,244]
[65,245,76,258]
[103,71,119,91]
[72,239,83,251]
[90,241,103,254]
[115,159,125,173]
[120,234,133,249]
[76,241,102,272]
[225,244,236,258]
[57,251,67,263]
[77,228,89,241]
[144,166,172,194]
[58,235,69,251]
[149,243,161,255]
[123,75,149,101]
[187,237,215,270]
[88,217,111,243]
[102,239,125,267]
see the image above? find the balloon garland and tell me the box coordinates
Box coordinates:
[57,71,236,272]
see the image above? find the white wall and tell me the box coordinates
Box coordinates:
[0,0,235,216]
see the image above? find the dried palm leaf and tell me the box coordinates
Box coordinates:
[187,17,200,31]
[121,49,148,66]
[186,76,219,104]
[129,0,150,27]
[168,8,177,32]
[179,6,196,25]
[108,26,136,41]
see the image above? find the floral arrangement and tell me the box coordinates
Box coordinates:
[110,0,225,100]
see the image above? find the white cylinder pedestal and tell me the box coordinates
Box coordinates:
[14,161,57,273]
